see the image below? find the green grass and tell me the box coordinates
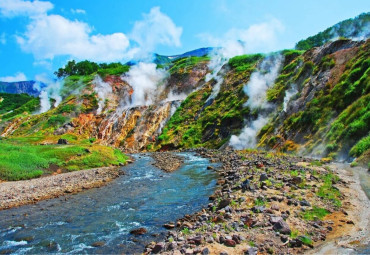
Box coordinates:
[317,173,342,207]
[301,206,329,220]
[0,139,127,181]
[290,229,300,238]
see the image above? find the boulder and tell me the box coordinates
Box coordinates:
[57,139,68,145]
[129,227,147,235]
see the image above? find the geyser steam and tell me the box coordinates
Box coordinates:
[93,76,113,114]
[230,55,283,149]
[34,75,63,113]
[123,62,168,107]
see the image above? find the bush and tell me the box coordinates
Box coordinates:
[349,135,370,157]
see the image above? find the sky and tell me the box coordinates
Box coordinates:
[0,0,369,82]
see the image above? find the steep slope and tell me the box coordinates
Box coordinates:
[1,40,368,164]
[296,12,370,50]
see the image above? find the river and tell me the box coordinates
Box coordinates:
[0,152,218,254]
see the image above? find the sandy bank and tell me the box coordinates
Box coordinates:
[0,166,124,210]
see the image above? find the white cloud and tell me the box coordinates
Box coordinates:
[16,14,130,62]
[6,2,182,63]
[0,72,27,82]
[71,8,86,15]
[0,33,6,44]
[130,7,182,58]
[0,0,53,17]
[199,18,285,56]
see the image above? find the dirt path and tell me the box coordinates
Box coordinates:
[0,166,124,210]
[309,164,370,254]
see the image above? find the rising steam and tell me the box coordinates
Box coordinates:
[34,75,63,113]
[122,62,168,108]
[283,84,298,112]
[230,55,282,149]
[93,75,112,114]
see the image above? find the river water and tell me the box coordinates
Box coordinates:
[0,153,218,254]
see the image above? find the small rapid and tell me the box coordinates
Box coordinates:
[0,152,218,254]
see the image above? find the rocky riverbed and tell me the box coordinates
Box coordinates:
[152,152,184,172]
[144,148,363,255]
[0,166,124,210]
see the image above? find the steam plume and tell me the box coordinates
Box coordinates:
[93,75,113,114]
[34,74,63,113]
[283,84,298,112]
[230,55,282,149]
[122,62,168,108]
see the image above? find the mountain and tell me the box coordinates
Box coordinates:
[0,81,45,97]
[154,47,215,65]
[296,12,370,50]
[0,15,369,167]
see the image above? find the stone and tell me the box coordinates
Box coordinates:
[273,219,291,235]
[57,139,68,145]
[224,239,236,247]
[217,199,230,209]
[291,176,302,184]
[202,247,210,255]
[163,223,175,229]
[91,241,105,247]
[247,247,258,255]
[300,200,311,207]
[151,242,165,253]
[259,173,268,182]
[129,227,147,235]
[185,248,194,255]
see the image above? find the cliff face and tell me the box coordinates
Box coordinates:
[0,81,45,97]
[1,39,369,162]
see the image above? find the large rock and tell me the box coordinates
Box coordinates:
[272,218,291,234]
[129,227,147,235]
[57,139,68,145]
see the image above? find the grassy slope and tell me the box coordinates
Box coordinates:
[0,137,127,181]
[0,65,130,181]
[295,12,370,50]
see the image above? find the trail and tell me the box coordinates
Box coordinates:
[309,164,370,254]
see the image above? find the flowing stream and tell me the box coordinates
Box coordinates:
[0,153,218,254]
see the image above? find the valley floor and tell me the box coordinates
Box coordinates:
[145,149,370,255]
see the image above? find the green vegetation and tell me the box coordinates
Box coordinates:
[299,236,313,246]
[169,56,210,73]
[295,12,370,50]
[228,54,263,72]
[0,93,40,121]
[317,173,342,207]
[301,206,329,220]
[350,135,370,157]
[55,60,130,78]
[290,229,300,238]
[0,138,127,181]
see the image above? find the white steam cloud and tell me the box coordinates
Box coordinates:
[244,55,282,109]
[283,84,298,112]
[93,76,113,114]
[34,74,63,113]
[203,18,284,105]
[230,55,282,149]
[123,62,168,108]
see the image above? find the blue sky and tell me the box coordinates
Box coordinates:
[0,0,369,82]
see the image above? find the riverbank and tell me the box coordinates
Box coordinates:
[145,148,367,255]
[308,163,370,254]
[0,166,124,210]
